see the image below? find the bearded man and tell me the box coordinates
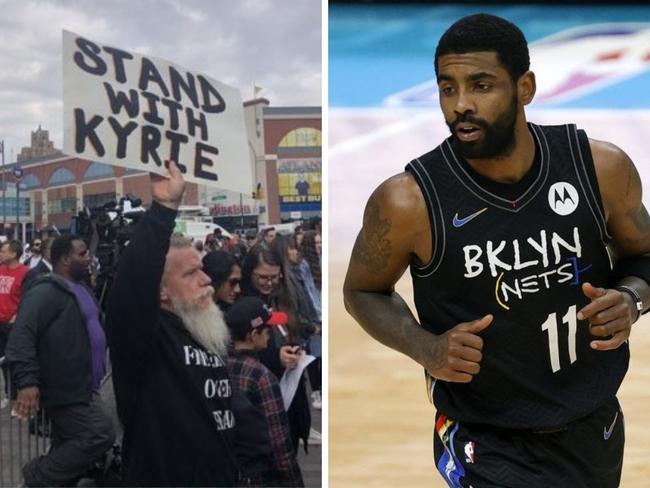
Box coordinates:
[106,161,236,487]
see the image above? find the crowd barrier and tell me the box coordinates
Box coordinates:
[0,357,52,487]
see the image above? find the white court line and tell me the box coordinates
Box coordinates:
[329,110,436,158]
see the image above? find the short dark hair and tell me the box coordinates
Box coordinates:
[51,234,84,267]
[1,240,23,260]
[434,14,530,82]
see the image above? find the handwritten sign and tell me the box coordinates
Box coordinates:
[63,30,252,192]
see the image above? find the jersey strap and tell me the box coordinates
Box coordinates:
[406,152,447,277]
[566,124,612,243]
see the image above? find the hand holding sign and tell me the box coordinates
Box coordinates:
[151,160,185,210]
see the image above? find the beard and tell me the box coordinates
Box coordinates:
[447,93,518,160]
[171,289,231,357]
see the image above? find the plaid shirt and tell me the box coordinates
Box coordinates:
[227,350,304,487]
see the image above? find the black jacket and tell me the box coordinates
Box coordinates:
[22,260,51,292]
[106,202,237,487]
[6,275,94,407]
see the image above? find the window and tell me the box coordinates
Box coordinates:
[3,197,30,217]
[278,128,322,148]
[49,168,76,186]
[277,159,322,197]
[48,197,77,214]
[21,174,41,190]
[83,192,116,209]
[84,162,114,181]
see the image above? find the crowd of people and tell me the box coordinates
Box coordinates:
[0,161,322,487]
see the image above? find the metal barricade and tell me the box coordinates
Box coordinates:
[0,357,51,487]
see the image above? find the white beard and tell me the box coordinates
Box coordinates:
[172,292,230,357]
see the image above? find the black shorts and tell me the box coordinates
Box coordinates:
[433,397,624,488]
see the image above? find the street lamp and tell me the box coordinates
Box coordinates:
[13,166,23,240]
[1,140,5,231]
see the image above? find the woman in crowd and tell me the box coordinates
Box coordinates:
[294,227,304,249]
[301,231,321,291]
[202,251,242,312]
[272,236,320,336]
[296,231,322,409]
[281,235,322,410]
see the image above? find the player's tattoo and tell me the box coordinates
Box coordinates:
[352,199,392,273]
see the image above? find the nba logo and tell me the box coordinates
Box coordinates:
[464,441,475,464]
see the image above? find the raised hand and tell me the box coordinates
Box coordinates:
[578,282,634,351]
[423,314,493,383]
[150,160,186,210]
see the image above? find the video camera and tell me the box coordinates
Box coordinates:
[72,195,145,309]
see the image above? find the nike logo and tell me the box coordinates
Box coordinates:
[603,411,619,440]
[452,208,488,228]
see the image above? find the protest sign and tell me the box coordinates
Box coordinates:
[62,30,252,193]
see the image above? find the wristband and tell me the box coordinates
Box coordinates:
[615,285,643,323]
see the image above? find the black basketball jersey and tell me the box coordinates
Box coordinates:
[405,123,629,429]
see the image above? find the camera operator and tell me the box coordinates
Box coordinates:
[106,161,236,487]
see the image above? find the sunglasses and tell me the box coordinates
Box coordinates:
[227,278,241,287]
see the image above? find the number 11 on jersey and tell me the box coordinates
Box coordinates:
[541,305,577,373]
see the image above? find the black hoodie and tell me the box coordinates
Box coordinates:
[106,202,236,487]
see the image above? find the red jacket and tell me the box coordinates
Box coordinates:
[0,264,28,323]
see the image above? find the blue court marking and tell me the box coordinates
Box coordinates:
[545,69,650,109]
[330,5,650,108]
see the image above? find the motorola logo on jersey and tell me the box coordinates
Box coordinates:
[548,182,579,216]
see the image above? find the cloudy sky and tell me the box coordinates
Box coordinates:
[0,0,322,160]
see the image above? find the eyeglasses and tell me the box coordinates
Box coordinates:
[253,271,281,284]
[227,278,241,287]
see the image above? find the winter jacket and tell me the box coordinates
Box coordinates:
[6,275,96,407]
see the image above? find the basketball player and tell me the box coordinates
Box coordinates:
[344,14,650,487]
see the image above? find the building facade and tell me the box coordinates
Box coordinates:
[0,101,321,242]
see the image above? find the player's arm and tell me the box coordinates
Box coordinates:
[343,172,491,383]
[578,140,650,350]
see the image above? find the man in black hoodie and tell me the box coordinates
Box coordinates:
[106,161,237,487]
[7,234,115,487]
